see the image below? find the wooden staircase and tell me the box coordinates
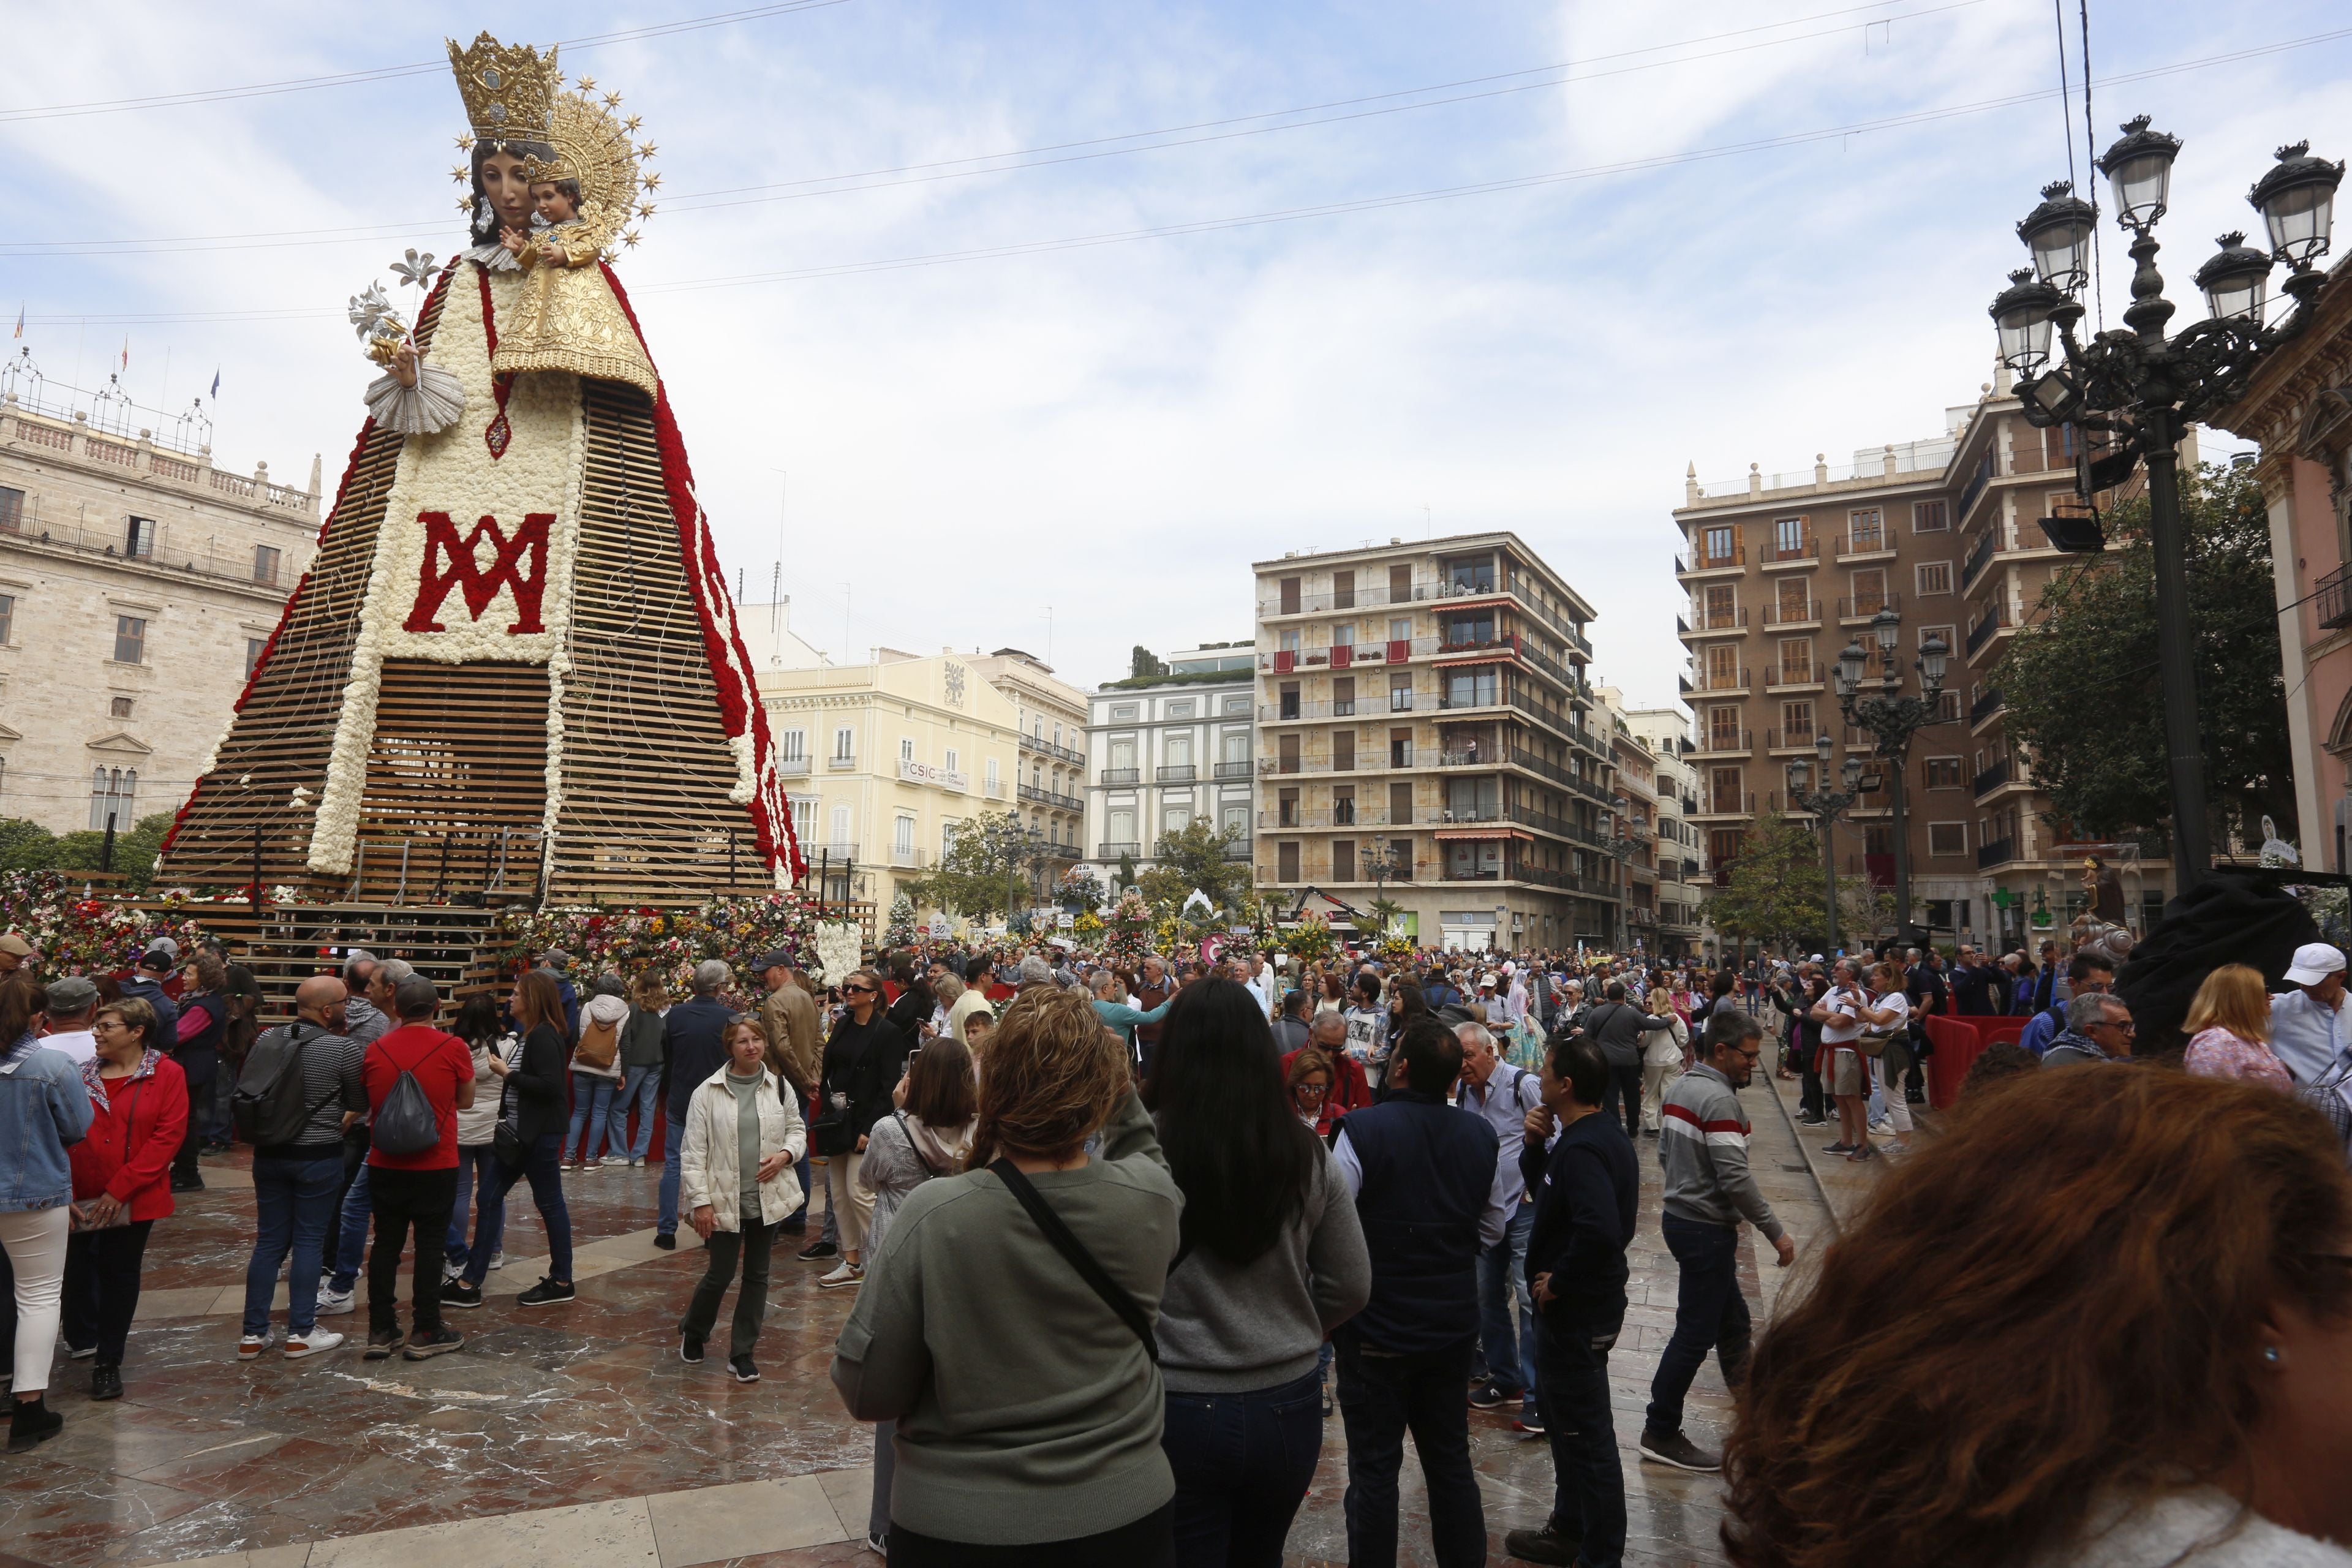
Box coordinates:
[129,901,507,1020]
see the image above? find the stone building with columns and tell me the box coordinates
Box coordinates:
[0,386,318,837]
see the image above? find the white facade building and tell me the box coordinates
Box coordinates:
[1083,641,1257,886]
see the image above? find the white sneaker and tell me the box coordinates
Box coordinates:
[284,1330,344,1360]
[816,1262,864,1290]
[238,1333,273,1360]
[629,1157,645,1168]
[489,1251,505,1270]
[316,1287,356,1316]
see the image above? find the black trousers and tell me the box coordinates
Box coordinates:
[62,1219,155,1366]
[1599,1063,1643,1139]
[171,1068,216,1184]
[368,1166,458,1337]
[888,1499,1174,1567]
[680,1213,774,1360]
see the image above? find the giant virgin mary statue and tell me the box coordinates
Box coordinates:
[160,34,804,901]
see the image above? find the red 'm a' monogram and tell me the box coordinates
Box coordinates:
[404,511,553,634]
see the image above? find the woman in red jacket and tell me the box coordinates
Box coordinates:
[62,995,187,1401]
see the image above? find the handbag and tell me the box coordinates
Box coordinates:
[988,1158,1159,1362]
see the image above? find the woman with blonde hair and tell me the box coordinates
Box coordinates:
[2184,963,2294,1091]
[832,985,1183,1565]
[1637,982,1691,1137]
[1725,1068,2352,1568]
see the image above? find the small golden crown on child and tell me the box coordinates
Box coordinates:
[446,32,559,147]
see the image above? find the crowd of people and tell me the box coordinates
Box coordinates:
[6,913,2352,1568]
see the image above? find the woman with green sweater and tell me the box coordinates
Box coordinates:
[832,985,1183,1566]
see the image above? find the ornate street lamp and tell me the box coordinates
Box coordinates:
[1788,731,1867,954]
[1994,119,2341,891]
[1832,609,1947,937]
[1607,831,1637,952]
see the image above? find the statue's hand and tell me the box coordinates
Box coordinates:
[391,340,419,390]
[500,227,527,255]
[540,244,568,269]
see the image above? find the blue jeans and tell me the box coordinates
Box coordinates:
[564,1072,617,1163]
[608,1065,661,1160]
[1477,1200,1539,1415]
[444,1145,505,1274]
[1536,1311,1627,1568]
[1163,1366,1325,1567]
[464,1133,572,1286]
[329,1162,373,1292]
[243,1152,342,1337]
[1645,1213,1752,1436]
[657,1114,687,1237]
[1334,1329,1485,1568]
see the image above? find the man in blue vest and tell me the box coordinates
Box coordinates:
[1332,1016,1502,1567]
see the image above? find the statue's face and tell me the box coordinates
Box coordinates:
[479,148,535,231]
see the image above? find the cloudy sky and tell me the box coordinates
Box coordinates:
[8,0,2348,712]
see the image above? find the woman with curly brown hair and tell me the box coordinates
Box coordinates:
[1724,1068,2352,1568]
[831,984,1183,1566]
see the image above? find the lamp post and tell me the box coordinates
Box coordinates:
[1992,123,2342,893]
[1787,731,1868,956]
[1831,609,1948,939]
[1363,841,1402,935]
[1608,832,1636,954]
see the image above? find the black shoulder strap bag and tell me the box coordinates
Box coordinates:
[987,1157,1160,1362]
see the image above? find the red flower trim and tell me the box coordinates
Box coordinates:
[474,263,514,459]
[598,263,804,882]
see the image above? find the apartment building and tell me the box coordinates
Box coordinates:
[963,646,1090,878]
[758,649,1020,913]
[1083,642,1257,883]
[1673,366,2177,949]
[1621,706,1711,959]
[1251,533,1616,952]
[1607,702,1662,956]
[0,382,319,835]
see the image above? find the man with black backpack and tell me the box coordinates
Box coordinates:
[355,974,475,1362]
[235,976,365,1362]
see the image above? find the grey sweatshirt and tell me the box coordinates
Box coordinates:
[1156,1143,1371,1393]
[831,1089,1183,1546]
[1657,1063,1785,1242]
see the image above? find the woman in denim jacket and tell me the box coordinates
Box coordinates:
[0,972,96,1451]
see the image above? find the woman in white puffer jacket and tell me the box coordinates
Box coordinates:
[678,1017,807,1382]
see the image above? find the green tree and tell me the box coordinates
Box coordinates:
[905,810,1047,921]
[1130,646,1167,679]
[1366,895,1406,937]
[1997,461,2294,846]
[48,813,176,894]
[1136,819,1253,911]
[1703,808,1876,955]
[0,817,58,871]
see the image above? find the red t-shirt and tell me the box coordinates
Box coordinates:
[362,1024,475,1171]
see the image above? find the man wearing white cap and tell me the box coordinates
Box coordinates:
[2269,943,2351,1084]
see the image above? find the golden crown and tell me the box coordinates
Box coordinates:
[446,31,559,146]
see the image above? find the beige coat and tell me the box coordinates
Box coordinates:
[761,982,823,1094]
[679,1064,809,1231]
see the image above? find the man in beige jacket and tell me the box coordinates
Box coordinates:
[755,949,824,1239]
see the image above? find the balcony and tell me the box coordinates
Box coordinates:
[1835,592,1902,624]
[1960,525,1999,594]
[1019,731,1086,766]
[1101,767,1140,785]
[777,755,812,777]
[887,846,929,870]
[1221,842,1251,861]
[1678,540,1747,578]
[1098,841,1142,858]
[809,842,859,862]
[1156,764,1197,783]
[1970,685,2004,728]
[1966,605,2011,658]
[1691,665,1751,697]
[2320,562,2352,630]
[826,753,858,770]
[1681,606,1749,639]
[1760,535,1818,571]
[1958,461,1994,527]
[1835,530,1898,563]
[1262,698,1362,722]
[897,757,970,792]
[1017,783,1084,810]
[1759,601,1819,630]
[1691,791,1756,820]
[1765,727,1819,753]
[1977,836,2018,869]
[1766,665,1823,692]
[1692,729,1754,758]
[1213,759,1253,778]
[1973,754,2012,799]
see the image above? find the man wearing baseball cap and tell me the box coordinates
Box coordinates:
[2269,943,2350,1084]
